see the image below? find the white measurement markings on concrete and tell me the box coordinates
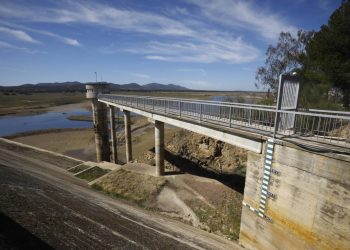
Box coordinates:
[242,138,277,222]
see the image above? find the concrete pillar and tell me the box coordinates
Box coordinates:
[123,110,132,162]
[109,105,118,164]
[155,120,165,176]
[91,100,110,162]
[86,83,111,162]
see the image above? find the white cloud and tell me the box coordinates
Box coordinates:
[62,38,81,47]
[0,40,45,54]
[129,39,259,64]
[0,22,81,47]
[187,0,298,40]
[0,0,277,63]
[0,1,194,37]
[0,41,16,48]
[0,26,39,43]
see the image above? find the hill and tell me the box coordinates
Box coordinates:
[0,82,189,92]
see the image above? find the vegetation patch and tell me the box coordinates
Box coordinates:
[68,164,91,174]
[185,192,242,241]
[181,177,243,241]
[92,169,167,207]
[75,166,110,181]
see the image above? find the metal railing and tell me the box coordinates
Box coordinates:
[99,94,350,148]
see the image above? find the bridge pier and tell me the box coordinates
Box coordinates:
[86,84,111,162]
[155,120,165,176]
[123,110,132,162]
[109,105,118,164]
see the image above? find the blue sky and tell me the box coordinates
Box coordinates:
[0,0,342,90]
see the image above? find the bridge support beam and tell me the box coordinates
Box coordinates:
[109,105,118,164]
[123,110,132,162]
[155,120,165,176]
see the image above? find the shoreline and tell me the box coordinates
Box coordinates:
[66,114,124,122]
[4,127,92,139]
[0,100,90,117]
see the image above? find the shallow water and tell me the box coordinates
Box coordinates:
[0,109,92,137]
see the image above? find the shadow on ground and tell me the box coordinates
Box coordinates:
[161,149,246,194]
[0,211,53,249]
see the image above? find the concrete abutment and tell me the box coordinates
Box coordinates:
[240,141,350,250]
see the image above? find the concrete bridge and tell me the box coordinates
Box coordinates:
[85,78,350,250]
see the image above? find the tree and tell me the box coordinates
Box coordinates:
[255,30,314,91]
[306,0,350,107]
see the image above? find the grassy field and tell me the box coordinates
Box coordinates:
[92,169,167,206]
[115,91,266,102]
[0,90,267,116]
[0,92,85,116]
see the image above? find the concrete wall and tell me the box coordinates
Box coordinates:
[240,143,350,250]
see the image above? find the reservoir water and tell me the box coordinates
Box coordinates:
[0,109,92,137]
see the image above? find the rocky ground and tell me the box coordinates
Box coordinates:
[138,129,247,175]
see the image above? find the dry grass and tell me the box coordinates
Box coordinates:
[92,169,167,206]
[183,177,243,240]
[329,124,350,138]
[185,193,242,240]
[115,91,266,102]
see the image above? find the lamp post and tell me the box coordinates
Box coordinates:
[95,72,97,83]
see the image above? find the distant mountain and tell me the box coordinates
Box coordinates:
[119,83,143,90]
[0,81,189,92]
[0,82,86,92]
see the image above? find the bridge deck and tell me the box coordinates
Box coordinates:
[99,94,350,153]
